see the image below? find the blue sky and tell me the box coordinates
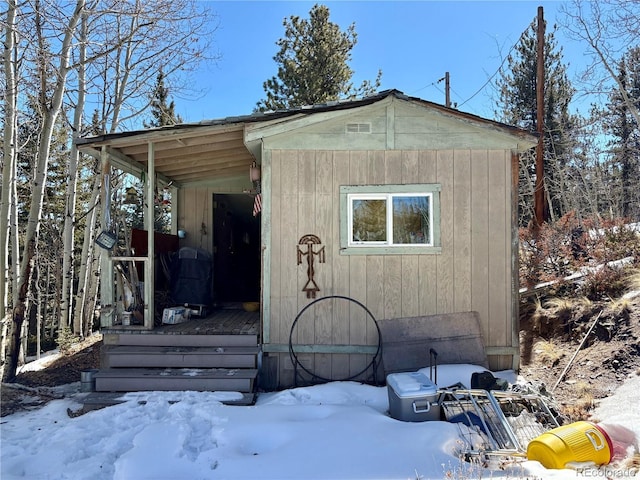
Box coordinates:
[177,1,591,122]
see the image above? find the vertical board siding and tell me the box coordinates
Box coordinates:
[280,150,299,345]
[365,256,384,342]
[268,148,513,383]
[453,150,472,313]
[436,150,454,314]
[314,151,331,376]
[503,150,514,348]
[418,150,438,314]
[297,151,316,349]
[348,151,369,377]
[383,256,402,320]
[470,150,490,337]
[270,152,283,344]
[332,153,350,347]
[487,150,509,348]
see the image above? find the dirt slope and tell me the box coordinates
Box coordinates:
[518,293,640,421]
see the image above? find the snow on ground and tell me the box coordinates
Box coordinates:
[2,365,639,480]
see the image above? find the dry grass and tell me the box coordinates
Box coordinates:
[563,384,595,420]
[544,296,575,314]
[609,296,632,314]
[531,297,544,317]
[534,340,563,365]
[575,296,594,310]
[626,270,640,292]
[573,381,592,397]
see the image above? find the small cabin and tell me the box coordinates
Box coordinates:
[77,89,537,390]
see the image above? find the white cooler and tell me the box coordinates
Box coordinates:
[387,371,441,422]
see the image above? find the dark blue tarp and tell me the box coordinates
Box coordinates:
[170,247,213,307]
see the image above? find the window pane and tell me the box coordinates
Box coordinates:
[392,196,431,244]
[352,199,387,242]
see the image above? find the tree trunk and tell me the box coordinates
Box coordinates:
[0,0,18,379]
[62,11,87,333]
[2,0,85,382]
[73,172,102,335]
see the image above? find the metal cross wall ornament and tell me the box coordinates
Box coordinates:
[297,234,325,299]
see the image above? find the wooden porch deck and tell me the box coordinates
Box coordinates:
[103,304,260,337]
[159,305,260,336]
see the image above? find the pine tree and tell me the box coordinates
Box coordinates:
[496,19,577,225]
[257,4,381,111]
[144,69,183,128]
[602,47,640,220]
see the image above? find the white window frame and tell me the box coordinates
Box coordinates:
[340,184,442,255]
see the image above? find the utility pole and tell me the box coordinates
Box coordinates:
[445,71,451,108]
[438,72,451,108]
[534,6,546,227]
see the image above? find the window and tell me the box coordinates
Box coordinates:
[340,184,441,255]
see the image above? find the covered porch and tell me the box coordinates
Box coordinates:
[76,116,272,333]
[76,115,279,395]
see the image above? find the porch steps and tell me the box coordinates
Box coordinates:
[94,332,260,399]
[103,332,258,348]
[94,368,258,393]
[77,391,257,415]
[104,345,259,369]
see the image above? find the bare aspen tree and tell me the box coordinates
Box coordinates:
[73,172,101,336]
[1,0,18,329]
[1,0,219,379]
[71,1,219,333]
[561,0,640,126]
[3,0,86,382]
[61,10,88,333]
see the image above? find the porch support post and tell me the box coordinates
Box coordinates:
[170,184,179,235]
[99,146,114,327]
[145,142,155,328]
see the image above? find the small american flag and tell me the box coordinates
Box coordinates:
[252,193,262,217]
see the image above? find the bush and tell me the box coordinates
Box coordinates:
[581,217,640,264]
[578,265,631,301]
[520,213,639,290]
[519,212,585,288]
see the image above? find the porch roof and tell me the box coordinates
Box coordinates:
[75,89,538,186]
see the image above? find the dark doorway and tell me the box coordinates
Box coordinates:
[213,193,261,304]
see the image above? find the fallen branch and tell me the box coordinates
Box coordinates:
[551,310,603,393]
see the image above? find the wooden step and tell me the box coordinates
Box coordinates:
[103,333,258,348]
[94,368,257,393]
[104,345,259,368]
[77,391,257,414]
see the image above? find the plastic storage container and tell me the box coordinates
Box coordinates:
[527,421,612,469]
[387,371,440,422]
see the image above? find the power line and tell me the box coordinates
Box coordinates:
[410,77,447,96]
[408,17,534,110]
[457,21,534,109]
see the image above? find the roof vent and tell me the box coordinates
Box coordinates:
[346,123,371,133]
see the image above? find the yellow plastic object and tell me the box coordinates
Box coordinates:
[527,421,612,469]
[243,302,260,312]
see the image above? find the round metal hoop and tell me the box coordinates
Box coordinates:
[288,295,382,384]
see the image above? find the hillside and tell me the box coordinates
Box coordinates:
[518,289,640,421]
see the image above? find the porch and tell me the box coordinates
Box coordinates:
[91,305,261,405]
[104,303,260,337]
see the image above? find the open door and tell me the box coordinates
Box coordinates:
[212,193,261,304]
